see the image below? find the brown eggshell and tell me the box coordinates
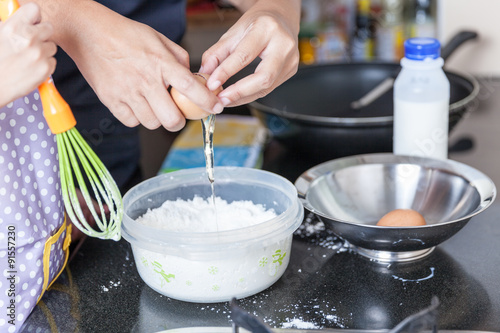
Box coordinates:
[170,73,223,120]
[376,209,426,227]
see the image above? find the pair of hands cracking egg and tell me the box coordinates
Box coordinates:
[170,73,223,120]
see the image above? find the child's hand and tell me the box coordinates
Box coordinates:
[0,3,57,107]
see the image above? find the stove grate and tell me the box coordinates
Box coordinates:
[230,296,440,333]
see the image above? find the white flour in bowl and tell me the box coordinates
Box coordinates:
[136,195,277,232]
[131,195,295,303]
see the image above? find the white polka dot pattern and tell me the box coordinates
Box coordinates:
[0,91,66,331]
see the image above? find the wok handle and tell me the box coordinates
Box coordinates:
[350,30,478,110]
[441,30,478,61]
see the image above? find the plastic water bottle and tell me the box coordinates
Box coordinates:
[393,37,450,159]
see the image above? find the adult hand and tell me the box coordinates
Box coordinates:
[200,0,301,107]
[52,1,223,132]
[0,3,56,107]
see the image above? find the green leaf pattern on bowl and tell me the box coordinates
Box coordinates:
[139,248,287,288]
[133,236,293,302]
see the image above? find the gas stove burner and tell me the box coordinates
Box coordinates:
[388,296,438,333]
[230,298,273,333]
[229,297,439,333]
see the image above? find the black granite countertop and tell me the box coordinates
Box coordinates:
[20,76,500,332]
[21,196,500,332]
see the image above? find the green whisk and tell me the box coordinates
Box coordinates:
[0,0,123,240]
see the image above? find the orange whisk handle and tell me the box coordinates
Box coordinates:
[0,0,18,20]
[0,0,19,21]
[39,78,77,134]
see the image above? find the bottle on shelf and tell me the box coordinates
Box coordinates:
[298,0,322,64]
[315,0,351,63]
[406,0,437,38]
[299,0,352,64]
[376,0,405,61]
[393,37,450,160]
[351,0,376,61]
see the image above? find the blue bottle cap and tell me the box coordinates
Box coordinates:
[404,38,441,60]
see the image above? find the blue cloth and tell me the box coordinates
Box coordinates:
[162,147,254,170]
[159,116,267,174]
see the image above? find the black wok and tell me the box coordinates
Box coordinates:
[249,31,479,160]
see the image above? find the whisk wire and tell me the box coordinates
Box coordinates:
[71,128,122,238]
[59,129,122,240]
[57,134,91,233]
[67,129,108,229]
[59,133,96,233]
[72,129,123,228]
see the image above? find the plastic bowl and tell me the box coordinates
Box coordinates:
[122,167,303,303]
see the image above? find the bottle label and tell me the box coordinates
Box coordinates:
[393,99,449,159]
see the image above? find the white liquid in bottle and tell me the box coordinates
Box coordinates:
[394,99,449,159]
[393,38,450,160]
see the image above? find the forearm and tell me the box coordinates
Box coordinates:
[16,0,154,96]
[19,0,78,46]
[18,0,125,59]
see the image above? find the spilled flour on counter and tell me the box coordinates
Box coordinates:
[136,195,277,232]
[282,318,320,329]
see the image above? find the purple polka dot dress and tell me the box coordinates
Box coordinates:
[0,90,67,332]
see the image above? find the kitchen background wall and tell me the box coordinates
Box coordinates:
[439,0,500,77]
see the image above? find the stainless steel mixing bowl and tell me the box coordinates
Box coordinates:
[295,153,496,262]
